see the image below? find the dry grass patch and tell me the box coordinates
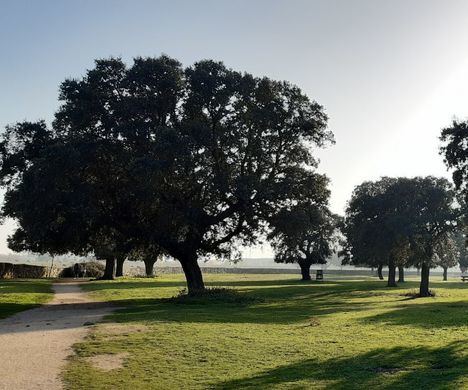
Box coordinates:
[96,323,149,336]
[86,353,130,371]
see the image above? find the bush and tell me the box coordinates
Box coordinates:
[84,261,105,278]
[59,261,105,278]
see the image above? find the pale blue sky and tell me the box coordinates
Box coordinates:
[2,0,468,256]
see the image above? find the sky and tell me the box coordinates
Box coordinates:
[2,0,468,256]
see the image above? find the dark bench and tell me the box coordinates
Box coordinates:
[462,275,468,282]
[316,270,324,281]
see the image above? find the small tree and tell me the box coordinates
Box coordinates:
[341,178,408,287]
[453,231,468,273]
[398,177,460,296]
[433,233,459,281]
[268,199,338,281]
[342,177,460,295]
[127,245,162,277]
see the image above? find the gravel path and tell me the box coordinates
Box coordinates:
[0,280,115,389]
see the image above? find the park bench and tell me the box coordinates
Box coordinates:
[316,270,324,281]
[461,275,468,282]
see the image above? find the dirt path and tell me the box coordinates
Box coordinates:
[0,280,116,390]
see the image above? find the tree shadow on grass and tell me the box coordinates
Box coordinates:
[361,301,468,328]
[0,279,52,294]
[215,342,467,390]
[105,283,394,325]
[0,302,44,319]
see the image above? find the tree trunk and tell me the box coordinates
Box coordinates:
[115,256,125,277]
[299,262,311,281]
[398,266,405,283]
[101,258,115,280]
[419,262,431,297]
[179,253,205,294]
[442,266,448,281]
[377,264,384,280]
[387,261,397,287]
[144,257,156,277]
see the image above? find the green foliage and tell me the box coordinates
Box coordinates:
[433,233,459,270]
[341,176,461,293]
[60,261,106,278]
[440,119,468,197]
[64,274,468,389]
[0,56,333,292]
[268,201,339,278]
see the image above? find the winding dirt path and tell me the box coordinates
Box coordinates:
[0,280,116,389]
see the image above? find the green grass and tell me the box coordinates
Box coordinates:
[0,279,53,319]
[64,274,468,389]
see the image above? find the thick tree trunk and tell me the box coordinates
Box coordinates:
[419,262,431,297]
[115,256,125,277]
[299,262,311,281]
[387,261,397,287]
[101,258,115,280]
[442,266,448,281]
[398,266,405,283]
[180,253,205,294]
[144,257,156,277]
[377,264,384,280]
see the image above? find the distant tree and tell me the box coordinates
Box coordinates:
[268,197,338,281]
[440,120,468,201]
[439,122,468,275]
[454,232,468,273]
[342,177,460,295]
[390,238,411,283]
[433,233,459,281]
[396,177,460,296]
[341,178,408,287]
[127,244,162,277]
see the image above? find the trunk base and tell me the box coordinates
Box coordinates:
[300,263,312,281]
[180,254,205,294]
[419,262,431,297]
[144,258,156,277]
[115,257,125,277]
[398,266,405,283]
[101,258,115,280]
[387,264,397,287]
[377,264,384,280]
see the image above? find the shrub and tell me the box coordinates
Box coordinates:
[59,261,105,278]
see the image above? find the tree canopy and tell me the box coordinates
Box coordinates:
[268,195,339,280]
[0,56,333,293]
[341,176,460,295]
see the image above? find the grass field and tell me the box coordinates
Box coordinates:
[64,274,467,389]
[0,279,53,319]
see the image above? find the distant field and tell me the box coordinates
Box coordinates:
[64,274,468,389]
[0,279,53,319]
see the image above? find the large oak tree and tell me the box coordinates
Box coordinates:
[0,56,333,293]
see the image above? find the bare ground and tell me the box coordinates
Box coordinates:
[0,280,116,390]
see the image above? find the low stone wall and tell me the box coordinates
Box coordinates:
[0,262,58,279]
[153,267,375,276]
